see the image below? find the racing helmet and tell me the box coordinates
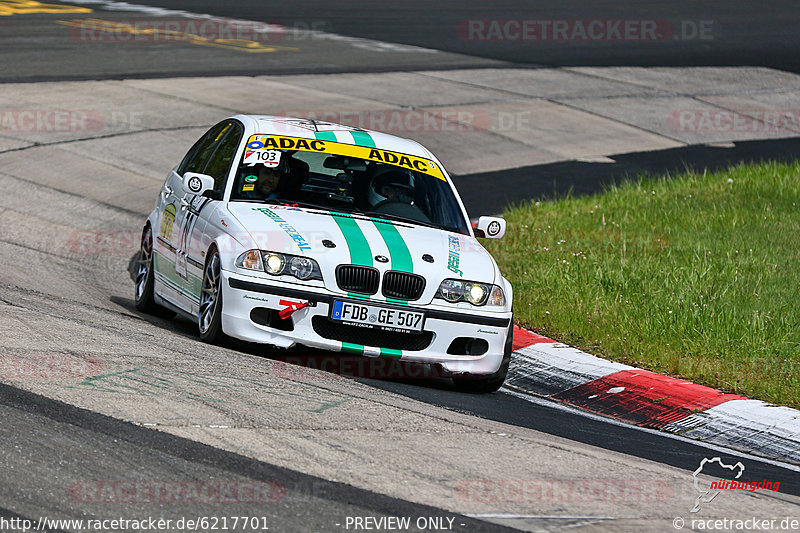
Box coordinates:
[256,162,281,181]
[367,168,416,206]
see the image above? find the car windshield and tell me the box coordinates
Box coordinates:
[229,144,470,235]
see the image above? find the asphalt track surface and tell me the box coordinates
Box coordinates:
[187,0,800,72]
[5,1,800,213]
[359,377,800,496]
[27,0,800,76]
[2,1,800,531]
[5,0,800,82]
[0,382,515,533]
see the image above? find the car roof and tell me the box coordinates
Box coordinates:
[236,115,438,161]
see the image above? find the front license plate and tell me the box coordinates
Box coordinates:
[330,300,425,333]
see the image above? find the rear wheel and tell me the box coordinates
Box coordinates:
[453,317,513,393]
[199,248,225,343]
[134,224,166,315]
[134,225,174,318]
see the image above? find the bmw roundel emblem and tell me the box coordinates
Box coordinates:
[375,255,389,263]
[188,176,202,192]
[369,314,377,323]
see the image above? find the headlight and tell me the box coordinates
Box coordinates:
[468,284,487,305]
[435,279,504,306]
[236,250,322,281]
[437,279,464,303]
[264,253,286,275]
[262,251,322,281]
[288,256,316,280]
[235,249,263,271]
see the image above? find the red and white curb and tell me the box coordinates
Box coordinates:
[507,326,800,466]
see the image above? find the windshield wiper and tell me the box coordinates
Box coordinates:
[262,198,328,211]
[360,211,441,230]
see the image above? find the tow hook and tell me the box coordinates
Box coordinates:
[278,300,312,319]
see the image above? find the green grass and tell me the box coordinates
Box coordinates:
[486,161,800,407]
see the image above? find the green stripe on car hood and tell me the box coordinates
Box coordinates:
[372,219,413,273]
[330,211,372,267]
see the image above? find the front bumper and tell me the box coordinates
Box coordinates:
[220,271,512,376]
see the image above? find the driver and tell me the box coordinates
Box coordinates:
[253,164,282,199]
[367,169,416,208]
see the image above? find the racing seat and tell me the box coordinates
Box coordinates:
[277,157,309,200]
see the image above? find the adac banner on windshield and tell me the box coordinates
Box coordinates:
[245,134,446,181]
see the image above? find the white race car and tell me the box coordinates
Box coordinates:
[135,116,513,392]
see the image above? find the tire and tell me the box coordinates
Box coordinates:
[134,225,174,318]
[198,247,225,343]
[453,316,513,394]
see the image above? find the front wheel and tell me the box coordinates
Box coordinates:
[453,317,513,393]
[198,248,225,343]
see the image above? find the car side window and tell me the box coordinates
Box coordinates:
[202,121,244,192]
[177,122,231,176]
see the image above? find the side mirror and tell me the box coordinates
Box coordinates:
[474,216,506,239]
[182,172,215,196]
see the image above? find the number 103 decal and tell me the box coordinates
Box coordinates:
[244,149,281,166]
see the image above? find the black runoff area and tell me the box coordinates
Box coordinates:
[454,137,800,217]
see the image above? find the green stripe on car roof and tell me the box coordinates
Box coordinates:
[314,131,337,142]
[349,131,376,148]
[372,219,413,273]
[379,348,402,359]
[342,342,364,355]
[330,211,372,267]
